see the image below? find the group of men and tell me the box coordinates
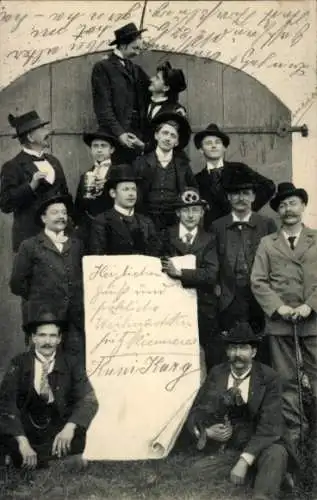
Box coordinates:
[0,20,315,500]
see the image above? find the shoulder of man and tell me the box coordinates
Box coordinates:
[1,151,26,170]
[253,361,280,383]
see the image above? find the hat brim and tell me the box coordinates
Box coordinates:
[221,335,262,345]
[224,183,256,193]
[109,28,147,46]
[174,200,208,209]
[23,318,67,334]
[106,176,143,189]
[83,132,118,148]
[35,194,73,226]
[194,129,230,149]
[270,188,308,212]
[151,112,191,149]
[12,120,50,138]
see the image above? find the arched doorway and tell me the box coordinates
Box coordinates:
[0,51,291,374]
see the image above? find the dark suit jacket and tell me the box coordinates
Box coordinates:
[10,231,84,328]
[195,162,275,230]
[133,151,198,213]
[188,361,287,459]
[0,151,69,252]
[89,207,161,256]
[211,213,277,312]
[0,348,98,437]
[91,53,150,140]
[165,225,218,320]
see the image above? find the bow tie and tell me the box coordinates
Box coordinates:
[230,221,253,229]
[121,215,135,224]
[29,154,46,161]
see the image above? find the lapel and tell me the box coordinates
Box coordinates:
[48,349,67,392]
[248,363,266,416]
[189,228,210,254]
[293,226,316,261]
[109,208,135,243]
[223,214,240,270]
[38,231,70,256]
[271,230,299,262]
[109,53,134,84]
[169,225,188,255]
[17,151,40,179]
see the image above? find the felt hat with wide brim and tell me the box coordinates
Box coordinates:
[222,163,259,192]
[151,111,192,149]
[23,310,67,334]
[194,123,230,149]
[270,182,308,212]
[109,22,147,46]
[221,322,262,345]
[106,164,142,190]
[8,111,49,139]
[35,193,73,226]
[83,130,119,149]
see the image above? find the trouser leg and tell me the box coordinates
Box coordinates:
[301,335,317,400]
[269,336,308,447]
[253,443,288,500]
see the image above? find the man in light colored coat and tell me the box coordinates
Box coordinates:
[251,182,317,447]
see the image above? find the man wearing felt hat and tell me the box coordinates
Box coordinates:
[91,22,150,162]
[147,61,187,122]
[133,111,197,235]
[0,307,98,470]
[0,111,70,252]
[74,130,120,252]
[194,123,275,230]
[161,187,219,370]
[251,182,317,448]
[210,163,276,364]
[10,192,85,362]
[187,322,296,500]
[89,164,160,256]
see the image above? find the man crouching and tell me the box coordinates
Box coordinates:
[0,310,98,469]
[187,322,296,500]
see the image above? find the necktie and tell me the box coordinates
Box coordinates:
[184,232,192,245]
[39,360,51,402]
[288,236,296,250]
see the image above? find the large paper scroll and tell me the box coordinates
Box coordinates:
[83,255,201,460]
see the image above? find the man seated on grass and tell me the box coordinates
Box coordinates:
[187,322,297,500]
[0,310,98,470]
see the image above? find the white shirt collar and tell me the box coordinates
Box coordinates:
[232,211,252,223]
[114,204,135,217]
[44,228,66,242]
[156,146,173,164]
[35,349,56,365]
[230,366,252,380]
[113,47,125,61]
[151,96,168,104]
[23,147,44,158]
[206,158,224,171]
[179,223,198,241]
[282,227,303,247]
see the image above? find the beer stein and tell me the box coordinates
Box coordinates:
[84,171,96,199]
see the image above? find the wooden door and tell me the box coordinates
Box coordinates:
[0,51,291,376]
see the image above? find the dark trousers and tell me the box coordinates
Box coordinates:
[198,313,226,372]
[269,335,317,446]
[252,443,289,499]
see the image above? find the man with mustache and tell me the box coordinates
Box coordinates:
[210,163,276,363]
[10,194,85,363]
[0,111,69,252]
[251,182,317,448]
[188,322,296,500]
[0,309,98,470]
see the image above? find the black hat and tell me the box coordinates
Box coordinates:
[194,123,230,149]
[270,182,308,212]
[106,164,142,189]
[221,322,262,346]
[109,22,147,46]
[8,111,50,138]
[151,111,191,149]
[24,308,67,334]
[83,129,119,149]
[157,61,187,94]
[222,163,258,192]
[174,188,208,209]
[35,193,73,226]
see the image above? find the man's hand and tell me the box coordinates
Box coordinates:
[205,423,232,443]
[230,457,249,485]
[30,171,47,190]
[16,436,37,469]
[52,422,76,458]
[161,258,182,278]
[277,305,295,321]
[292,304,312,320]
[119,133,142,149]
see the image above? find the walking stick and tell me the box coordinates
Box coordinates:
[292,318,305,450]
